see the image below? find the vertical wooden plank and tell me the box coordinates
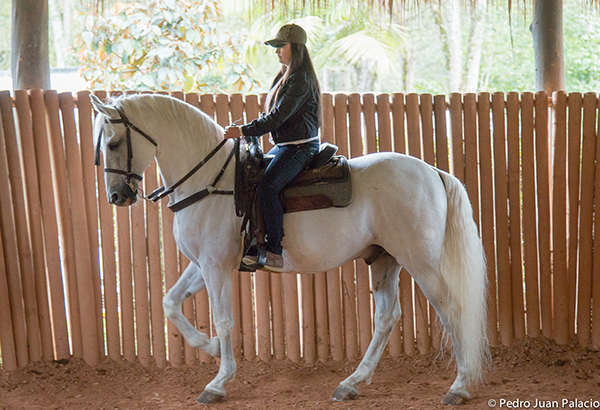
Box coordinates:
[44,90,83,359]
[506,92,525,339]
[406,93,429,354]
[577,93,597,347]
[433,95,450,172]
[377,94,392,152]
[59,92,100,365]
[449,93,465,182]
[590,97,600,349]
[328,93,347,361]
[243,93,271,362]
[492,92,513,347]
[77,91,105,358]
[6,92,43,363]
[420,94,435,165]
[131,198,152,367]
[270,273,285,360]
[301,274,316,364]
[314,93,333,362]
[200,94,215,118]
[30,89,70,360]
[400,272,415,355]
[520,93,541,338]
[567,93,582,341]
[552,91,569,345]
[346,93,363,359]
[477,92,499,346]
[185,93,212,364]
[180,256,197,366]
[358,93,376,356]
[144,162,166,367]
[96,166,121,360]
[391,94,405,154]
[405,93,422,158]
[0,92,28,368]
[535,91,553,339]
[463,93,480,225]
[0,236,17,370]
[117,205,135,362]
[282,273,301,363]
[161,200,183,366]
[419,93,441,351]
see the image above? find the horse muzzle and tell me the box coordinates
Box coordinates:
[108,183,138,206]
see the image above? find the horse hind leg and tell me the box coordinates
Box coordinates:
[333,255,401,401]
[163,262,220,357]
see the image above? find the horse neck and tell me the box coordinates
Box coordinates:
[123,96,228,199]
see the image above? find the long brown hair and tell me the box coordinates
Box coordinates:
[265,43,323,127]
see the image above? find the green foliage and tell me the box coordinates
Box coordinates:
[73,0,259,92]
[0,0,11,71]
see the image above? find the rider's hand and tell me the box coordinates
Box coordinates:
[224,126,242,139]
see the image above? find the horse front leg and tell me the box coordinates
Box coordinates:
[163,262,220,357]
[197,265,237,404]
[333,256,402,401]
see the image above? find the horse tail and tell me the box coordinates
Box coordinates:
[437,170,489,386]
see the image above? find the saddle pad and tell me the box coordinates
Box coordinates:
[282,156,352,213]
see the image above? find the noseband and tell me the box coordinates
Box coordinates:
[94,106,158,184]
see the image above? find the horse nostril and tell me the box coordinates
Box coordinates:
[110,192,121,205]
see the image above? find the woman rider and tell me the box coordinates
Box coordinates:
[224,23,322,272]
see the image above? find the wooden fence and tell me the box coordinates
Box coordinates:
[0,90,599,371]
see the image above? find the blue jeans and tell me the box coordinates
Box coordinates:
[257,140,320,255]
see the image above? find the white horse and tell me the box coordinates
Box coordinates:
[91,93,488,405]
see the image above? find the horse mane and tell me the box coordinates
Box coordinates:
[111,94,224,154]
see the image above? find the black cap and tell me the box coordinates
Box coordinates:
[265,24,307,47]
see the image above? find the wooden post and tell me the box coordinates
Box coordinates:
[391,94,405,154]
[577,93,597,347]
[520,93,541,338]
[433,95,449,172]
[477,93,499,346]
[0,236,18,370]
[590,97,600,349]
[76,91,105,358]
[552,91,569,345]
[449,93,464,182]
[506,92,525,340]
[270,273,285,360]
[59,92,100,365]
[376,94,392,152]
[44,90,83,358]
[492,92,513,347]
[0,92,28,368]
[161,198,183,366]
[566,93,583,340]
[29,89,70,360]
[463,94,480,225]
[535,92,553,339]
[131,196,152,367]
[301,274,316,364]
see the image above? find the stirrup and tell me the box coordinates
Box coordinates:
[240,245,267,271]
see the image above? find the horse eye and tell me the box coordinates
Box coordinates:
[107,141,119,151]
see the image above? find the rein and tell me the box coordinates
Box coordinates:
[96,106,235,212]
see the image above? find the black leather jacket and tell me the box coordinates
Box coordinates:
[241,70,320,145]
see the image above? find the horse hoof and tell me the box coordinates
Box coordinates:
[332,385,357,401]
[197,390,224,404]
[442,391,468,405]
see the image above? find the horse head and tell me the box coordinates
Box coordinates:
[91,94,158,206]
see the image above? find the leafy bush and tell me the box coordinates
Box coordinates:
[73,0,258,92]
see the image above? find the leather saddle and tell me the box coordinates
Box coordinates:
[235,138,352,271]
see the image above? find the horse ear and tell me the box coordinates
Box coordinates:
[90,94,120,120]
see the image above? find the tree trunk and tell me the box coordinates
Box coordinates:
[530,0,565,92]
[432,0,462,92]
[11,0,51,90]
[463,0,486,93]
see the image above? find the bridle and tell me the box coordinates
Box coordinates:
[95,105,235,212]
[95,106,158,186]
